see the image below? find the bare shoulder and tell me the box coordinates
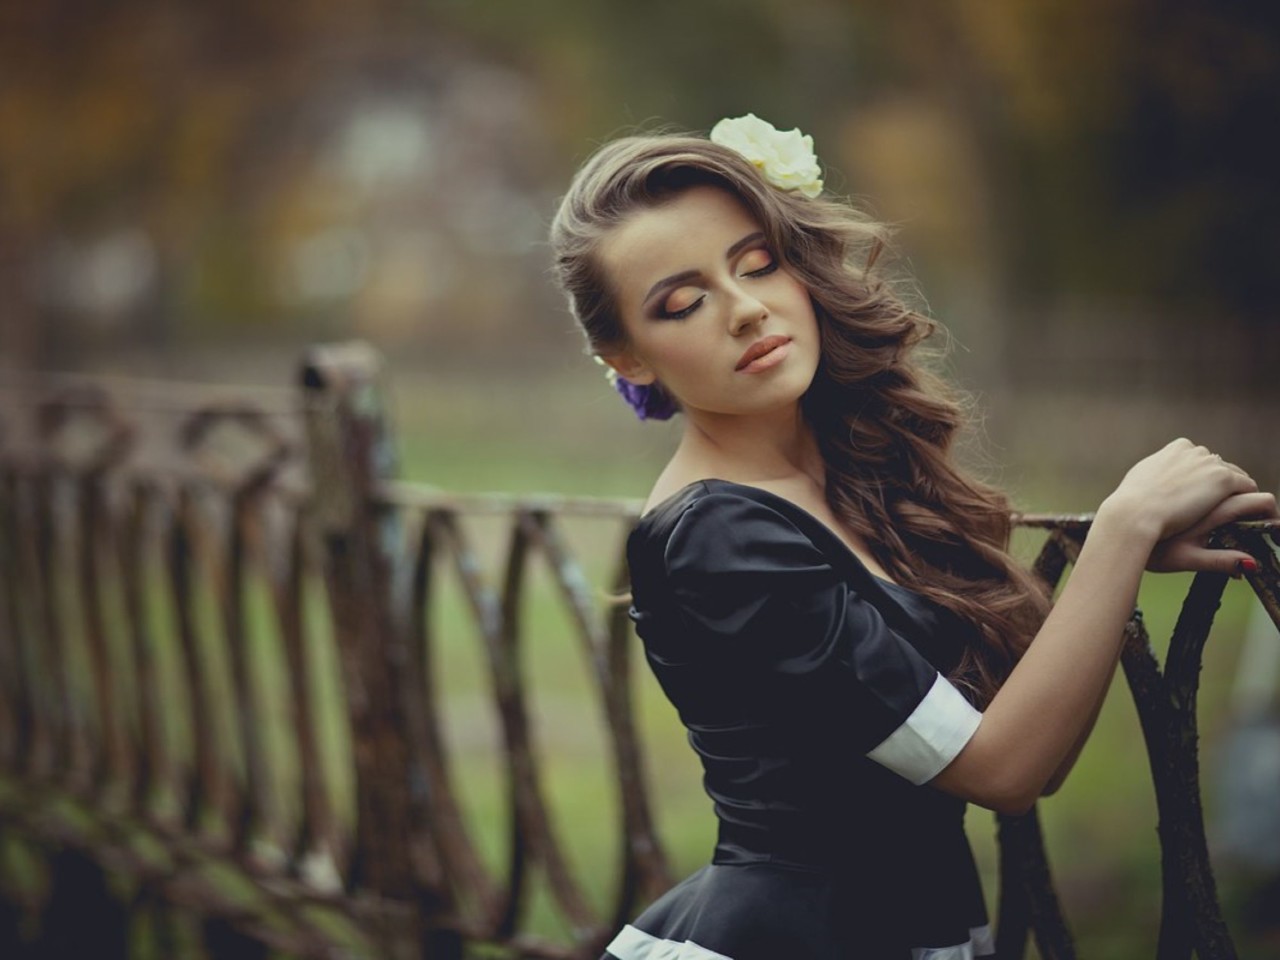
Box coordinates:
[641,469,821,518]
[642,472,711,517]
[640,455,730,516]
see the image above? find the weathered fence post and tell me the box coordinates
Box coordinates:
[1122,580,1240,960]
[300,343,458,959]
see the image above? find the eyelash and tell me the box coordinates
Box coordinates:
[657,257,779,320]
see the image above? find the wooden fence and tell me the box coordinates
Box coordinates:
[0,342,1276,959]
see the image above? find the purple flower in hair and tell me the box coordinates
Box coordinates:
[594,356,679,421]
[614,377,679,421]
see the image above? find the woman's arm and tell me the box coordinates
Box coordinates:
[930,440,1274,815]
[931,502,1151,814]
[1041,600,1135,795]
[1041,666,1111,796]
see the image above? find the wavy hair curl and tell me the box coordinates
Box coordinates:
[549,131,1051,706]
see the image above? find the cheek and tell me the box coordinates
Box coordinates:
[652,344,712,382]
[771,270,814,314]
[788,276,816,310]
[798,291,820,334]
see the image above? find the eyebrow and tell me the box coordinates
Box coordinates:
[641,231,767,307]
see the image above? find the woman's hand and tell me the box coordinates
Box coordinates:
[1145,488,1278,573]
[1101,438,1276,575]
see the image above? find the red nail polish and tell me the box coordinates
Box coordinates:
[1237,557,1258,574]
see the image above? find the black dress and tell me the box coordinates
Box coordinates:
[602,480,995,960]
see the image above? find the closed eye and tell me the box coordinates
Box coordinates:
[738,247,778,278]
[658,294,705,320]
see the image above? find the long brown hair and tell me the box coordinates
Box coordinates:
[550,131,1050,705]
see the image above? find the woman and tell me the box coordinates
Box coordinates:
[549,114,1274,959]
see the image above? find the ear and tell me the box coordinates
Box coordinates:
[600,350,657,386]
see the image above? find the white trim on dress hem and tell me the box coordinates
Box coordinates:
[970,922,996,955]
[866,673,983,785]
[606,925,735,959]
[607,921,995,960]
[910,922,995,958]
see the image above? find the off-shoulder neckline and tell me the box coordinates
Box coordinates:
[637,478,911,593]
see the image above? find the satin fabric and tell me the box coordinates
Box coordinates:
[606,481,993,958]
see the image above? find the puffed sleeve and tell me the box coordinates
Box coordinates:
[662,491,982,786]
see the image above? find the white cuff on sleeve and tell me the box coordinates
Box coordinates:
[866,673,982,785]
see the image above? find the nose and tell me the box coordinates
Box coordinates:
[727,287,768,335]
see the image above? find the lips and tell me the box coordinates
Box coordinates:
[735,335,792,371]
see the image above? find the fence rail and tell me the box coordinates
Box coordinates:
[0,343,1277,959]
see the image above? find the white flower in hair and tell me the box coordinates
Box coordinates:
[593,353,619,386]
[710,113,824,199]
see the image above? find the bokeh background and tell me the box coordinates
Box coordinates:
[3,2,1279,957]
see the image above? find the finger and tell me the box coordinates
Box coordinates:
[1195,445,1255,484]
[1222,467,1260,495]
[1164,490,1275,544]
[1232,489,1278,517]
[1187,448,1259,491]
[1201,492,1280,537]
[1161,543,1259,577]
[1217,459,1255,485]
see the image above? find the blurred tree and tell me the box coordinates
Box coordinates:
[1,0,1276,428]
[0,0,500,367]
[857,0,1280,483]
[0,0,362,365]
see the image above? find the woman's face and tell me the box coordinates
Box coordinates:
[597,185,820,421]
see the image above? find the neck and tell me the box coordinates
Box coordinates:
[678,402,825,488]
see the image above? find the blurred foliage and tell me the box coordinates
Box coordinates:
[2,1,1277,362]
[2,0,1275,525]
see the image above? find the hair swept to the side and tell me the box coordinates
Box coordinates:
[549,129,1051,706]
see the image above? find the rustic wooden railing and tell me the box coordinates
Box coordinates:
[0,342,1276,959]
